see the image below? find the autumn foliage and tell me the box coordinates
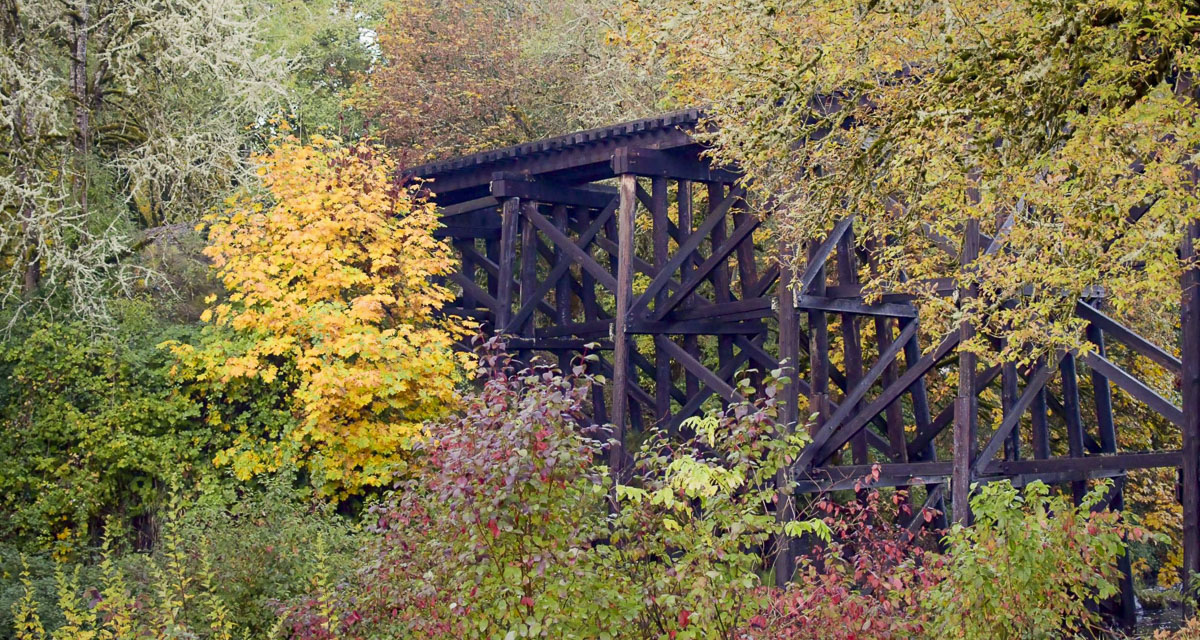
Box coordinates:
[353,0,537,163]
[167,134,472,496]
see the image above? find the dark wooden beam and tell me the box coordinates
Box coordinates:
[794,296,918,318]
[611,147,741,183]
[491,176,618,210]
[799,319,920,466]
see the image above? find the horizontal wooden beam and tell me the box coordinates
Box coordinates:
[984,451,1182,475]
[794,295,918,318]
[490,177,618,210]
[611,147,741,183]
[504,337,613,351]
[438,195,500,217]
[435,226,500,239]
[671,298,773,321]
[628,319,766,335]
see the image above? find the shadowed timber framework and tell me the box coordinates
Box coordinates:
[409,109,1200,613]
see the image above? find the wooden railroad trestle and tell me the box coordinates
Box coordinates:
[410,110,1200,617]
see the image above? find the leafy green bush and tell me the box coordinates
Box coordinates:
[610,380,824,640]
[2,474,360,639]
[0,303,215,548]
[928,480,1146,639]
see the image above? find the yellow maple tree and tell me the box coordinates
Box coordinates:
[167,134,473,496]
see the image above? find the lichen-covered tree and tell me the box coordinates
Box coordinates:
[0,0,286,325]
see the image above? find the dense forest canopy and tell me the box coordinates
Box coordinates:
[0,0,1199,637]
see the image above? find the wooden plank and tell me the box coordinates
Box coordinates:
[988,451,1183,476]
[655,335,743,404]
[733,199,760,302]
[1180,217,1200,597]
[794,295,918,318]
[610,175,637,477]
[536,319,611,339]
[495,197,520,329]
[611,146,742,183]
[1060,352,1088,504]
[1076,301,1182,374]
[776,243,800,587]
[798,319,920,466]
[953,218,980,525]
[652,177,672,424]
[709,182,735,395]
[490,177,617,210]
[628,319,766,335]
[876,317,908,463]
[1001,358,1021,461]
[807,240,831,454]
[438,195,500,217]
[435,225,500,239]
[671,298,772,321]
[1031,355,1051,458]
[1081,352,1185,426]
[518,203,540,347]
[837,230,870,467]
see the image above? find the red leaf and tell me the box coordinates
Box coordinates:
[678,609,691,628]
[487,518,499,538]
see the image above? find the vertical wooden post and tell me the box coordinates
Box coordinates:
[1001,354,1020,461]
[1030,355,1051,459]
[952,219,980,526]
[518,202,539,363]
[455,240,476,311]
[1087,316,1136,628]
[495,197,520,332]
[1181,219,1200,601]
[486,234,500,300]
[1060,352,1087,505]
[678,181,700,399]
[610,174,638,477]
[808,242,830,441]
[575,212,608,425]
[905,326,948,531]
[708,182,735,394]
[836,229,868,466]
[775,243,800,587]
[553,204,572,369]
[652,177,672,425]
